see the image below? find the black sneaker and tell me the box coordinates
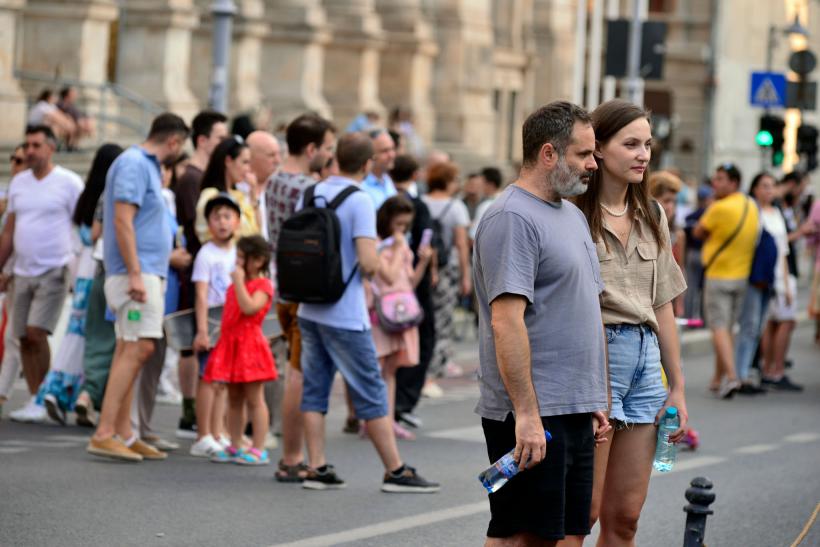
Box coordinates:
[397,412,423,429]
[772,376,804,392]
[176,418,197,440]
[760,377,778,389]
[382,465,440,493]
[303,465,347,490]
[737,383,767,395]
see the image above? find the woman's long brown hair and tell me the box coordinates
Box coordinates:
[573,99,665,249]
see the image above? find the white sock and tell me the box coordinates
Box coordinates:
[124,434,138,447]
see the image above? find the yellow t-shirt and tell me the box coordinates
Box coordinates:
[700,192,759,281]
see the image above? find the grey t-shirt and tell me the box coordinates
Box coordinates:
[473,185,608,420]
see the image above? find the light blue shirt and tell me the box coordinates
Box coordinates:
[103,146,171,278]
[361,172,397,210]
[297,175,376,331]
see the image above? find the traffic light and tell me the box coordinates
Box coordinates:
[797,124,818,171]
[758,115,786,166]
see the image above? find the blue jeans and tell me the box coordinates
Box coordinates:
[605,324,668,424]
[298,318,388,421]
[734,285,771,382]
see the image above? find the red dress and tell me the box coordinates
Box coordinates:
[203,278,278,384]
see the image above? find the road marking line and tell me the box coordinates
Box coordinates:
[426,425,484,443]
[0,447,28,455]
[269,501,487,547]
[45,435,89,443]
[783,432,820,444]
[0,440,81,448]
[652,455,725,477]
[734,443,779,455]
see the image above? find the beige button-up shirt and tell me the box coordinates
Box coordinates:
[595,204,687,334]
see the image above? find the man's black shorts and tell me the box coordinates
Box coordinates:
[481,412,595,541]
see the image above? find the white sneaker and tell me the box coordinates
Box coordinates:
[264,432,279,450]
[218,435,231,449]
[10,397,47,423]
[421,381,444,399]
[155,391,182,406]
[189,434,223,457]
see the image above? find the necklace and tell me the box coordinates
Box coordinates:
[600,202,629,217]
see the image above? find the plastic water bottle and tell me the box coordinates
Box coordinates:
[478,430,552,494]
[653,407,680,472]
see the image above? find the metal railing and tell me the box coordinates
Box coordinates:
[14,69,164,143]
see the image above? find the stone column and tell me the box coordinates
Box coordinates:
[375,0,437,148]
[20,0,117,83]
[190,0,266,114]
[531,0,578,106]
[322,0,385,129]
[118,0,199,120]
[0,0,26,143]
[430,0,495,158]
[20,0,118,128]
[260,0,332,125]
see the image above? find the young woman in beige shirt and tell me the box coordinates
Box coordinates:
[568,100,688,547]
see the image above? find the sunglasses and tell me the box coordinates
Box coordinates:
[10,156,24,165]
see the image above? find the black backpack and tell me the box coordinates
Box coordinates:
[431,199,456,266]
[276,184,359,303]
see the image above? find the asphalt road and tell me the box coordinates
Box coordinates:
[1,324,818,547]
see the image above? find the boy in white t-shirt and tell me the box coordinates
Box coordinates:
[189,193,240,457]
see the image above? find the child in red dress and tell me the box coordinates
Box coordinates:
[204,235,277,465]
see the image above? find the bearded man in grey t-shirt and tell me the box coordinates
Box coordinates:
[473,101,611,546]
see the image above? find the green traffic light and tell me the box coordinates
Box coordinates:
[756,130,774,147]
[773,150,784,166]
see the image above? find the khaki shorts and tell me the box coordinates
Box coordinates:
[703,278,748,329]
[104,274,166,341]
[11,266,70,338]
[276,301,302,371]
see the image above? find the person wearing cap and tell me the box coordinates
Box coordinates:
[189,193,242,457]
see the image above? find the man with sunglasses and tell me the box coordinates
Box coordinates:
[0,126,83,423]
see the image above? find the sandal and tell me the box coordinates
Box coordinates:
[275,459,309,482]
[235,447,269,466]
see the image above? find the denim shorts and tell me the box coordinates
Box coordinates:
[298,318,388,421]
[605,324,668,425]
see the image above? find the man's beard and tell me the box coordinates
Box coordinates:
[549,156,592,198]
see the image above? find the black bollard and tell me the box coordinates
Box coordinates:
[683,477,715,547]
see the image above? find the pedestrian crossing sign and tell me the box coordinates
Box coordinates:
[750,72,787,108]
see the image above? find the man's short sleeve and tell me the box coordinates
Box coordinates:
[110,157,146,207]
[476,211,539,305]
[351,191,377,240]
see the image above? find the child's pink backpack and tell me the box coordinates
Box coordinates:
[373,289,424,333]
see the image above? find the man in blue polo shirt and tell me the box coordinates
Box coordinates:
[297,132,438,493]
[88,113,189,462]
[361,129,397,209]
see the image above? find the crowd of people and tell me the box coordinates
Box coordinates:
[0,95,818,543]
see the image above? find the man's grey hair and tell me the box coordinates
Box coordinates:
[521,101,591,167]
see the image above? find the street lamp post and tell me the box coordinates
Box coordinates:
[209,0,237,114]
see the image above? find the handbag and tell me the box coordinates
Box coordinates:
[374,289,424,333]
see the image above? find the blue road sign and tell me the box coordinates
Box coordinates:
[750,72,787,108]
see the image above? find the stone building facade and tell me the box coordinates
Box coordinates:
[0,0,580,168]
[3,0,817,178]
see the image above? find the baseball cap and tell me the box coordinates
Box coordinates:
[205,192,241,219]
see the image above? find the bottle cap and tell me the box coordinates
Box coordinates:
[544,430,552,442]
[666,407,678,416]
